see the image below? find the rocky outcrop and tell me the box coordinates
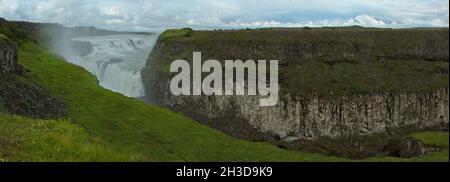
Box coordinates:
[0,41,18,76]
[384,137,440,158]
[0,78,68,119]
[147,78,449,140]
[142,28,449,140]
[0,36,67,119]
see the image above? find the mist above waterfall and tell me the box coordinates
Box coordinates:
[65,34,158,97]
[36,24,158,98]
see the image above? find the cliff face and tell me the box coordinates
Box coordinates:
[142,28,449,140]
[150,89,448,140]
[0,34,67,119]
[0,40,18,76]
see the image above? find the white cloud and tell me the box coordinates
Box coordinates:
[102,7,121,16]
[345,14,388,27]
[0,0,18,18]
[224,14,398,28]
[0,0,448,31]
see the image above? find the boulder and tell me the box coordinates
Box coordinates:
[384,137,431,158]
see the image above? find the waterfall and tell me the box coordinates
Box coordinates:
[65,34,157,97]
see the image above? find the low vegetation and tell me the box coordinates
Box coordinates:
[412,132,449,149]
[149,28,449,96]
[160,28,193,42]
[0,18,33,45]
[0,114,137,162]
[1,24,448,161]
[366,132,449,162]
[16,42,349,161]
[10,41,446,162]
[0,75,68,119]
[0,33,8,42]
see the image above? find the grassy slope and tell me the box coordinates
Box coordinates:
[17,42,449,162]
[0,25,441,161]
[0,21,32,45]
[155,28,449,96]
[0,114,136,162]
[18,42,349,162]
[160,28,193,42]
[366,132,449,162]
[0,34,8,42]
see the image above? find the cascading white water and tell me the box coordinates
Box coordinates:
[66,34,157,97]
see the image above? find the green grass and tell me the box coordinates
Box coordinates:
[17,42,352,162]
[149,28,449,96]
[1,22,448,161]
[0,21,449,162]
[160,28,193,42]
[1,24,448,162]
[0,33,8,42]
[15,42,448,162]
[412,132,449,148]
[365,132,449,162]
[0,114,137,162]
[0,20,33,45]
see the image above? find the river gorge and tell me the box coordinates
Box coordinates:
[141,28,449,142]
[64,34,158,97]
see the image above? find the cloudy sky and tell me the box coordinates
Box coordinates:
[0,0,448,31]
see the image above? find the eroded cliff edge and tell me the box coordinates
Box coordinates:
[0,32,67,119]
[142,28,449,141]
[0,38,18,76]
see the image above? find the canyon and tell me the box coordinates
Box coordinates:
[1,17,449,160]
[11,21,159,98]
[142,28,449,141]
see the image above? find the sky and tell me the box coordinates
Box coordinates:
[0,0,449,31]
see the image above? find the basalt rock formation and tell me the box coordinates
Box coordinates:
[142,28,449,141]
[0,40,18,76]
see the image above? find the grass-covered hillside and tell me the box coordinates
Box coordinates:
[0,34,8,42]
[1,20,448,161]
[148,28,449,96]
[14,42,348,161]
[0,18,33,45]
[0,114,136,162]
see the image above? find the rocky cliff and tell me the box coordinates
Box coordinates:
[0,34,67,119]
[142,28,449,140]
[0,39,18,76]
